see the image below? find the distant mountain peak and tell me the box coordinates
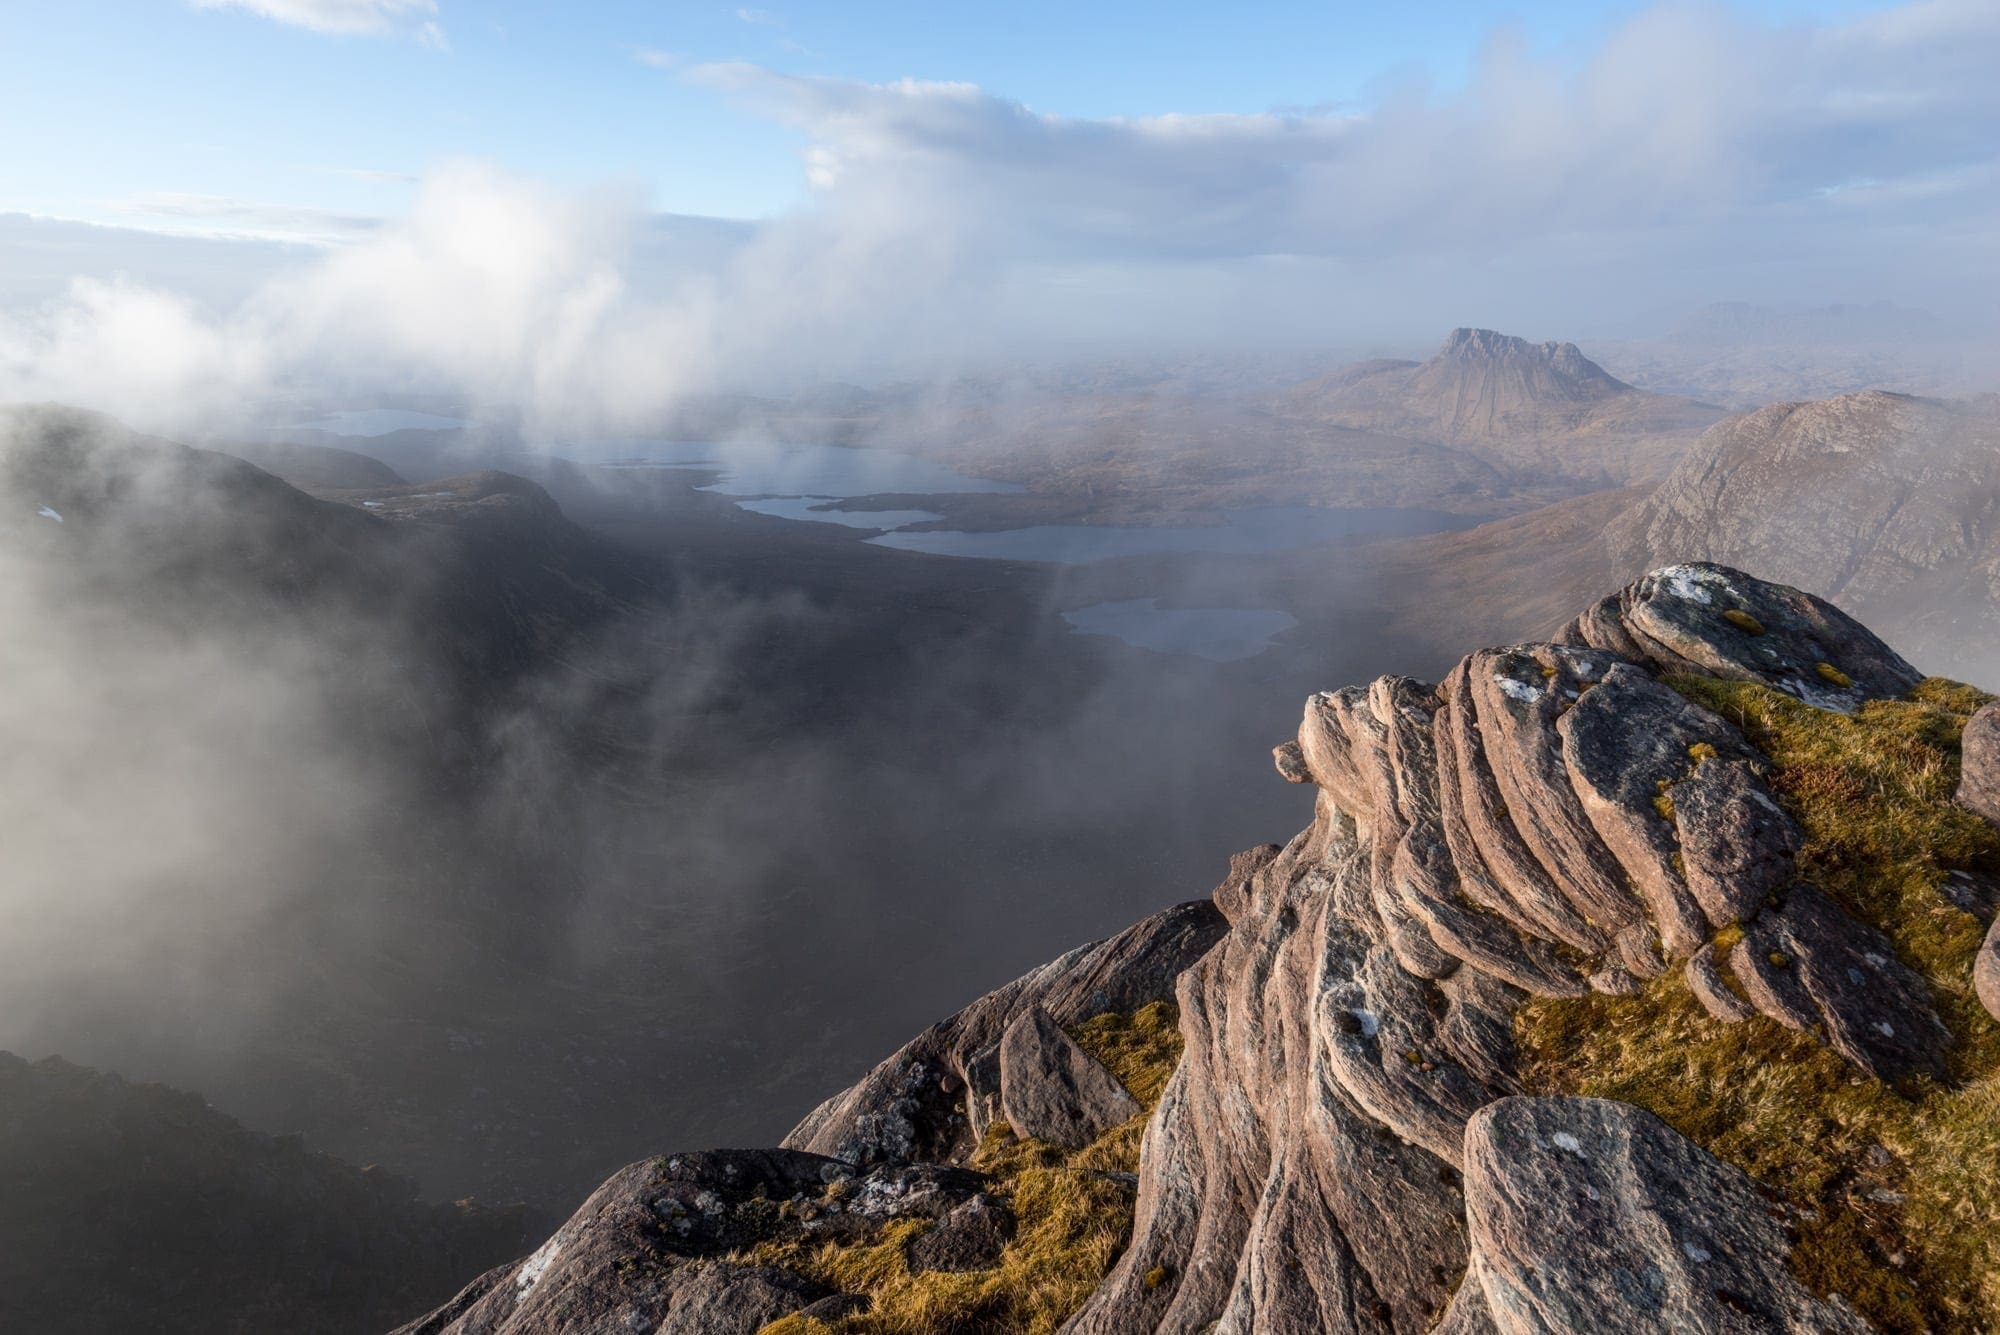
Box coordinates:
[1433,327,1631,396]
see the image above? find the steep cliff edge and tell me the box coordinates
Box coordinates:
[403,565,2000,1335]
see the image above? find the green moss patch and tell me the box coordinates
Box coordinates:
[753,1005,1184,1334]
[1518,676,2000,1333]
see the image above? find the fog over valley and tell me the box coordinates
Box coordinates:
[4,2,2000,1332]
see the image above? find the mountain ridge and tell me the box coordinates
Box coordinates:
[397,564,2000,1334]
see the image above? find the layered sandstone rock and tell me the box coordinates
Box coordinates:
[404,565,1975,1335]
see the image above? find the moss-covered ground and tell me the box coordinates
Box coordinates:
[754,1001,1182,1334]
[1518,676,2000,1332]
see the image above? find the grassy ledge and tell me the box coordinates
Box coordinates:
[1518,675,2000,1333]
[753,1001,1182,1335]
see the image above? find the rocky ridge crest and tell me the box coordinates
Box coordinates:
[402,564,2000,1335]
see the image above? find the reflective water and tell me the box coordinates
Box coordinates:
[867,505,1470,564]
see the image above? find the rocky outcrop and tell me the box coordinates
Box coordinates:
[1070,564,1943,1332]
[392,1152,989,1335]
[784,899,1225,1167]
[1455,1098,1869,1334]
[404,565,1981,1335]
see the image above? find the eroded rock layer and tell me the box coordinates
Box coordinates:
[403,565,1964,1335]
[1070,564,1932,1333]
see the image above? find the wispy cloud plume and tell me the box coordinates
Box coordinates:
[188,0,446,46]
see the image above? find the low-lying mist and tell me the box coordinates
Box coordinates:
[1,405,1426,1212]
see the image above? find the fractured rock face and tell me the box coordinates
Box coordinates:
[1460,1097,1870,1334]
[997,1006,1140,1150]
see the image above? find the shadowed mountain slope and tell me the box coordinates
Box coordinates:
[0,1053,526,1335]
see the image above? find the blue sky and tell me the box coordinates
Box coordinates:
[1,0,1995,427]
[1,0,1894,229]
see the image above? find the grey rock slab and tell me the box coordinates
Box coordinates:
[998,1005,1141,1150]
[907,1193,1016,1273]
[1462,1096,1871,1334]
[1673,758,1799,928]
[1734,885,1950,1081]
[1560,562,1921,710]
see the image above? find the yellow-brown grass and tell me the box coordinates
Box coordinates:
[1518,676,2000,1332]
[753,1004,1183,1335]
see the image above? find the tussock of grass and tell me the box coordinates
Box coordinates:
[752,1005,1184,1335]
[1518,676,2000,1333]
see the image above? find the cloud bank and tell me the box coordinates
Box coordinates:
[6,0,1996,431]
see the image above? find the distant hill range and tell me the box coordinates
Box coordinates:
[1338,388,2000,683]
[1607,390,2000,675]
[1667,300,1949,347]
[0,1051,524,1334]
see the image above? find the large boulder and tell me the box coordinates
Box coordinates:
[996,1005,1140,1150]
[1459,1097,1869,1334]
[1962,701,2000,827]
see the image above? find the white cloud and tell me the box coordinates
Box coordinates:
[4,0,1996,434]
[188,0,445,46]
[735,8,783,28]
[634,47,681,70]
[690,0,2000,265]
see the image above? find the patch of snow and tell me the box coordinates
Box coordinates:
[514,1230,565,1303]
[36,505,62,523]
[1496,676,1542,703]
[1847,967,1866,985]
[1348,1008,1380,1038]
[1551,1131,1584,1155]
[1586,1185,1601,1201]
[1864,952,1889,969]
[361,500,385,509]
[1876,1021,1896,1038]
[1683,1242,1713,1263]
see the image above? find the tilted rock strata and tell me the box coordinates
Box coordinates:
[1074,565,1939,1332]
[403,566,1960,1335]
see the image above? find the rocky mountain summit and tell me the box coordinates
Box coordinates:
[401,563,2000,1334]
[1281,328,1724,486]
